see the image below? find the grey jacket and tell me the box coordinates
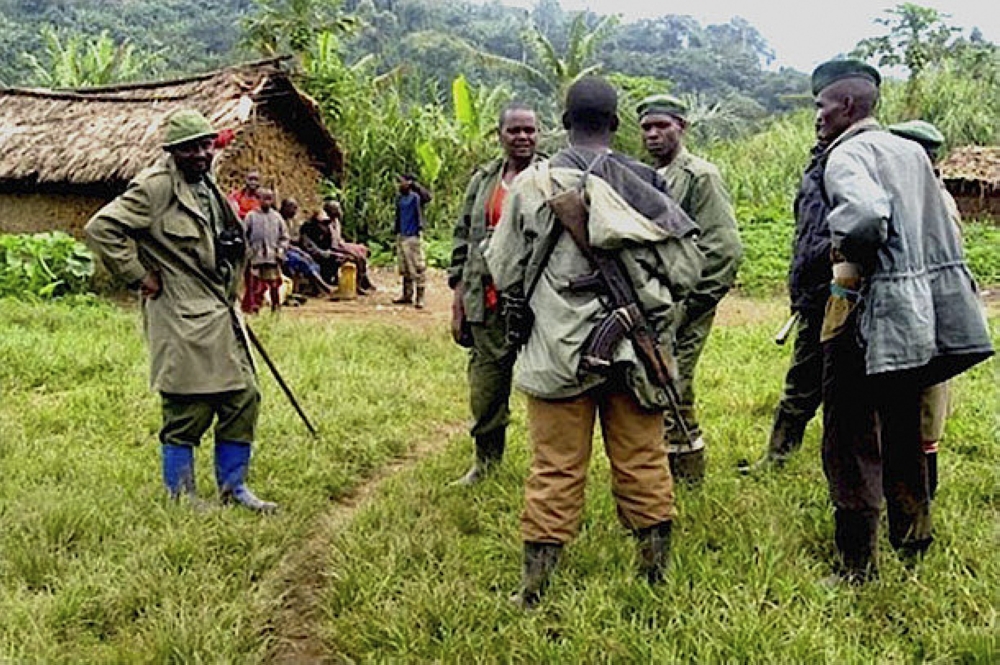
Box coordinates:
[825,120,993,383]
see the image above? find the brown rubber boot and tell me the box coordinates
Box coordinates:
[392,278,413,304]
[414,286,426,309]
[510,542,562,610]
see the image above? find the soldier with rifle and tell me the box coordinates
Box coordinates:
[485,77,704,608]
[85,109,277,512]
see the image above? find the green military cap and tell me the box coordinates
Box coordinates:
[162,109,217,148]
[887,119,945,148]
[811,59,881,95]
[636,93,688,121]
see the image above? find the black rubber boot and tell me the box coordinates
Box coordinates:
[739,413,806,475]
[452,430,505,487]
[668,447,706,485]
[414,286,426,309]
[510,542,562,610]
[392,279,414,304]
[636,521,672,584]
[825,509,878,585]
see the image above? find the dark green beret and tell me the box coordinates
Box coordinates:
[636,94,688,121]
[811,59,881,95]
[887,120,945,148]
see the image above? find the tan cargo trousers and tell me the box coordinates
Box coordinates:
[522,388,676,544]
[396,235,427,287]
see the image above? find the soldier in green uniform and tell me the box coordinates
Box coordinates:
[448,102,542,485]
[85,109,277,512]
[637,94,743,483]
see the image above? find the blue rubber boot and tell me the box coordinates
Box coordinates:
[214,441,277,513]
[161,444,196,500]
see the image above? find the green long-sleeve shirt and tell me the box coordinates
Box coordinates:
[660,148,742,317]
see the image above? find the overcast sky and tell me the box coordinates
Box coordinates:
[490,0,999,72]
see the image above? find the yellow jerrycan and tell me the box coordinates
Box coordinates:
[337,262,358,300]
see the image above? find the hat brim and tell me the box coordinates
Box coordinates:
[162,130,219,149]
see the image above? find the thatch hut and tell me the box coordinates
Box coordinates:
[939,146,1000,222]
[0,57,343,237]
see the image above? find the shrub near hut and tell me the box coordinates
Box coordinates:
[0,232,95,299]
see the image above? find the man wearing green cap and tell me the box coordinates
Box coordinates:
[809,60,992,583]
[637,93,743,484]
[85,108,277,512]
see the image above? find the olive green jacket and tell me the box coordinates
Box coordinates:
[485,159,704,410]
[449,155,543,323]
[660,148,742,318]
[85,155,252,395]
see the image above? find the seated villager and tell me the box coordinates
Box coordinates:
[298,210,343,286]
[299,209,374,295]
[278,198,334,298]
[322,198,376,292]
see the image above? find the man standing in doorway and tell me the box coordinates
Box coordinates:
[638,94,743,483]
[449,102,542,485]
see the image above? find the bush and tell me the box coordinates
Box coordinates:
[0,232,95,300]
[963,220,1000,286]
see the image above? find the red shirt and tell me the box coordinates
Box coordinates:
[483,180,509,311]
[228,188,261,220]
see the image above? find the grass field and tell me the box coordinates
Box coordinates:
[0,296,996,663]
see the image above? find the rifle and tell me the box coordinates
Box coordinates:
[547,186,694,444]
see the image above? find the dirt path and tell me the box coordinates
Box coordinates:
[261,420,466,664]
[285,267,791,330]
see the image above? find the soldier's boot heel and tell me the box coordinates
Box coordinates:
[451,431,505,487]
[668,443,706,485]
[392,279,414,304]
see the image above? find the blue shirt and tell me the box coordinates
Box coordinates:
[396,191,423,237]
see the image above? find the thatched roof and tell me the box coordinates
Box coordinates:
[939,146,1000,190]
[0,57,342,188]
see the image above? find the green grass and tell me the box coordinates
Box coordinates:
[0,298,996,662]
[318,319,999,662]
[0,297,466,662]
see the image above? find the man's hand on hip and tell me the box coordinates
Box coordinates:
[139,271,162,299]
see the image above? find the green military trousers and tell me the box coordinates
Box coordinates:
[663,306,717,450]
[468,307,516,438]
[160,374,260,447]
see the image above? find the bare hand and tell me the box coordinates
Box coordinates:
[139,271,162,299]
